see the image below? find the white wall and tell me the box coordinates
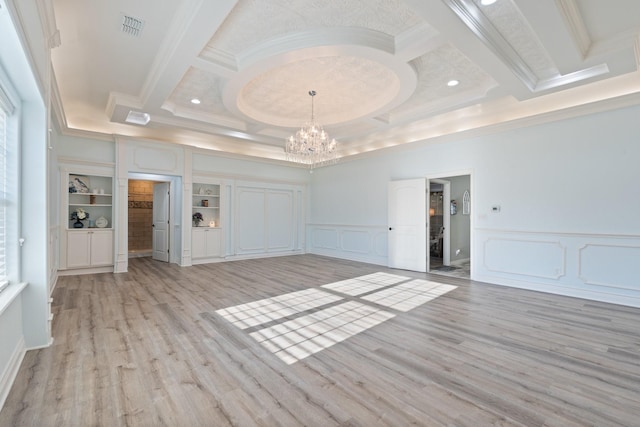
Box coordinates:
[308,104,640,307]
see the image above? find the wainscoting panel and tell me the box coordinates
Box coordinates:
[235,184,301,256]
[475,229,640,307]
[266,190,294,251]
[311,228,339,250]
[236,188,266,253]
[483,238,566,280]
[308,224,388,265]
[578,244,640,290]
[341,230,372,254]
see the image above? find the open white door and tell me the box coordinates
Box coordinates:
[152,182,170,262]
[388,178,427,272]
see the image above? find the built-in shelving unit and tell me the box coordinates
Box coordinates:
[60,171,114,274]
[67,174,113,229]
[192,183,220,228]
[191,182,222,262]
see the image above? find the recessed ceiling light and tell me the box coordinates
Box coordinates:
[480,0,497,5]
[125,110,151,125]
[447,79,460,87]
[191,98,201,104]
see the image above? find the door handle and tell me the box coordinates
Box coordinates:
[389,227,393,230]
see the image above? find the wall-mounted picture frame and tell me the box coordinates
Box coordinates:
[69,175,91,193]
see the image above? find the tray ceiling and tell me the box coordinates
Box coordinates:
[48,0,640,164]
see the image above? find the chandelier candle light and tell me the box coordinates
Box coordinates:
[285,90,338,170]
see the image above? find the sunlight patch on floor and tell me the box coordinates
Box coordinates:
[321,272,409,295]
[218,273,457,364]
[362,280,457,312]
[250,301,395,364]
[215,288,342,329]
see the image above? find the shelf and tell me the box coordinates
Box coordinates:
[192,206,219,209]
[193,194,219,198]
[70,203,112,207]
[67,227,113,231]
[70,193,112,196]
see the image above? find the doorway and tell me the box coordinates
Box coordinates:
[427,174,471,278]
[127,178,171,262]
[429,182,446,269]
[127,180,154,258]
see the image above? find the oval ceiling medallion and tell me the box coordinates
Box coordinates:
[237,55,402,128]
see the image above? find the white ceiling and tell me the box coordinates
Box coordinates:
[49,0,640,164]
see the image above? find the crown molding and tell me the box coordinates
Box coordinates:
[35,0,59,48]
[555,0,590,58]
[139,0,238,107]
[443,0,538,91]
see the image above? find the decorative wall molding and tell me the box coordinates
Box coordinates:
[307,224,388,266]
[483,237,566,280]
[475,229,640,307]
[235,184,300,256]
[578,243,640,291]
[340,230,372,254]
[311,228,339,250]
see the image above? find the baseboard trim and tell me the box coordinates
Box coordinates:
[474,273,640,308]
[308,248,387,267]
[0,336,26,412]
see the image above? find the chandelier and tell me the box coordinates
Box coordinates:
[285,90,338,169]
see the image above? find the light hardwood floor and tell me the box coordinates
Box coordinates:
[1,255,639,426]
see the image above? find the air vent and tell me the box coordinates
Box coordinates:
[121,14,145,37]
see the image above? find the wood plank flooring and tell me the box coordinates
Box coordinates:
[1,255,639,426]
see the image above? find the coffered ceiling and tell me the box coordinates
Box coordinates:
[48,0,640,164]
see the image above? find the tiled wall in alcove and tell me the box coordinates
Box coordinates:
[128,180,154,251]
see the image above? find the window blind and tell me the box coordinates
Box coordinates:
[0,106,7,291]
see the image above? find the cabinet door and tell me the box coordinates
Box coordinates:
[192,228,221,259]
[205,228,222,257]
[67,231,92,268]
[90,230,113,266]
[192,229,207,259]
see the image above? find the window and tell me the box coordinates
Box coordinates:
[0,82,15,293]
[0,98,7,291]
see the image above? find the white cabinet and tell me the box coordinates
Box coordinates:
[192,228,221,260]
[66,230,113,268]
